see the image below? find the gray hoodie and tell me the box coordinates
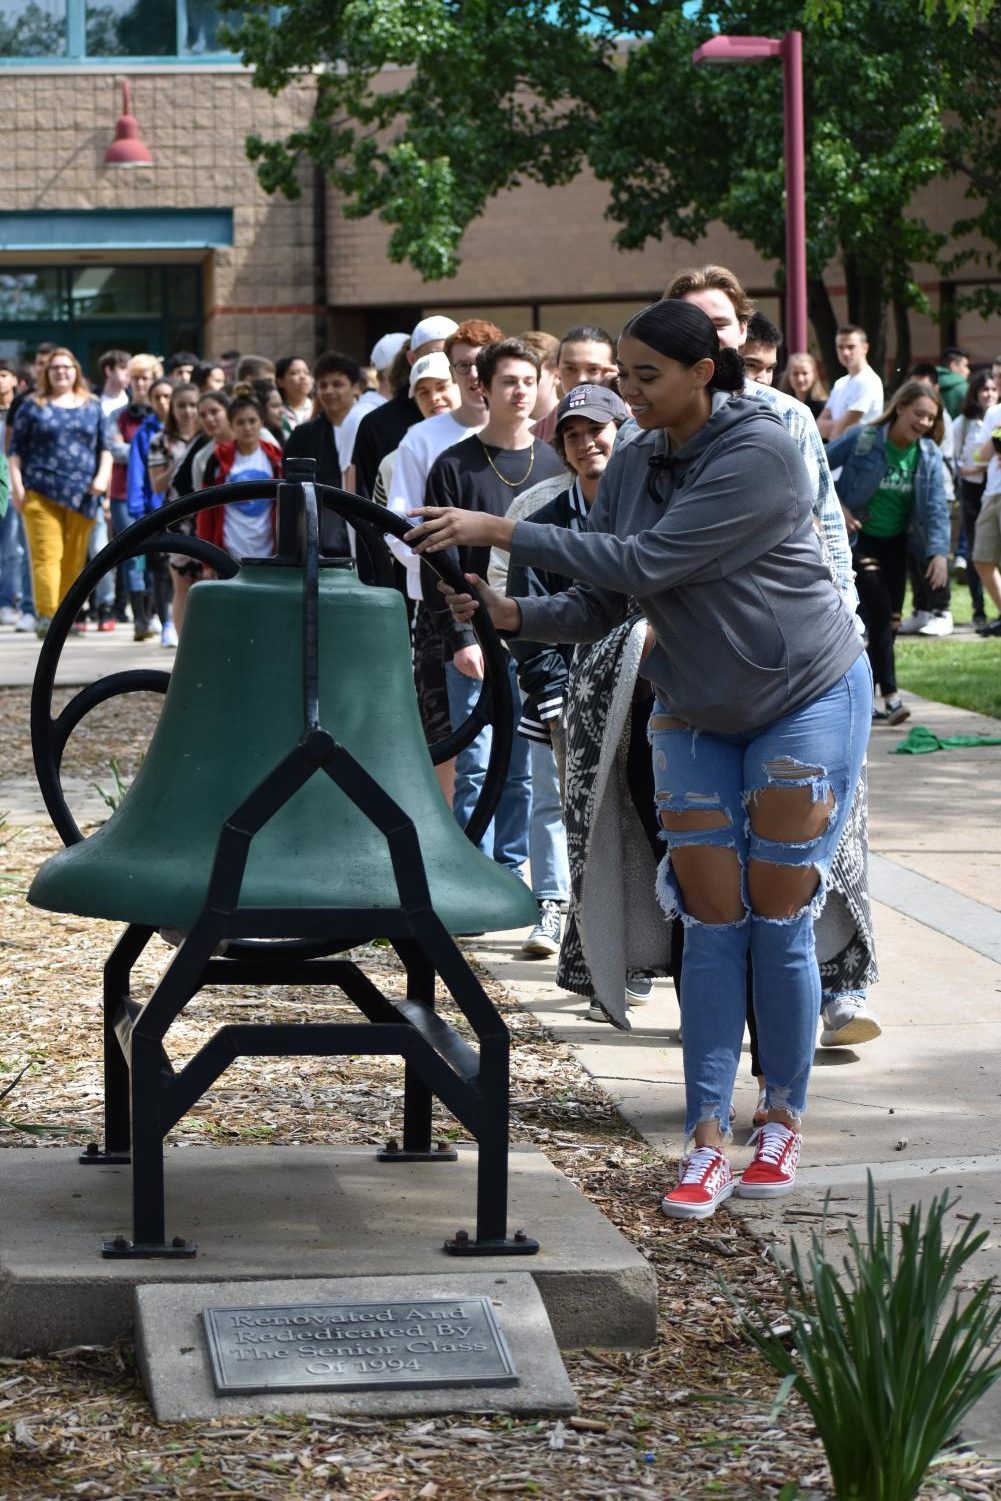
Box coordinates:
[511,393,863,735]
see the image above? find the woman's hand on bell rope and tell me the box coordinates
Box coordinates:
[437,573,521,634]
[405,507,515,555]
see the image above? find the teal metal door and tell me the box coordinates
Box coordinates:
[75,321,164,386]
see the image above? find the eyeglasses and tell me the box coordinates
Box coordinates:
[451,360,478,375]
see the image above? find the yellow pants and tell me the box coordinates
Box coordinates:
[21,491,94,623]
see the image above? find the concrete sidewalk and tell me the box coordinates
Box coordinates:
[3,630,1000,1450]
[0,625,172,825]
[464,685,1001,1457]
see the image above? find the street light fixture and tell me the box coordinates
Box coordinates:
[692,32,807,354]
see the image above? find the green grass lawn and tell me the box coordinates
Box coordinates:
[896,636,1001,719]
[893,574,1001,719]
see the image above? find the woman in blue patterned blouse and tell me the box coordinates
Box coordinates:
[9,348,115,637]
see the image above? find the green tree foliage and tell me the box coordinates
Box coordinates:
[224,0,996,370]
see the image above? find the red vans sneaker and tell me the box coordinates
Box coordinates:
[660,1147,735,1220]
[737,1122,801,1198]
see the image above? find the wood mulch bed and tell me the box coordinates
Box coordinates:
[1,687,999,1500]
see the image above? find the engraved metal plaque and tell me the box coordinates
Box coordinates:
[202,1297,518,1395]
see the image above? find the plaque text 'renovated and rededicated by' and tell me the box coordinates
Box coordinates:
[203,1298,519,1395]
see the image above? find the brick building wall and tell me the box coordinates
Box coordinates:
[2,64,1000,373]
[1,68,321,360]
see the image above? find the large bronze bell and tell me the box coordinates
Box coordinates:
[28,464,539,1260]
[29,557,534,936]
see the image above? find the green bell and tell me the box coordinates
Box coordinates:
[29,563,537,936]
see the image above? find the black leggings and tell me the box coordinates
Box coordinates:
[855,531,908,696]
[959,479,986,614]
[626,693,760,1078]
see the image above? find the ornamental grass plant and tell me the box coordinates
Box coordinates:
[737,1178,1001,1501]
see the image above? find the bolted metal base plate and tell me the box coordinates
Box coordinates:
[102,1237,198,1259]
[79,1144,131,1166]
[376,1141,458,1163]
[444,1233,539,1257]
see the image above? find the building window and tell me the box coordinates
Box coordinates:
[0,0,258,60]
[0,2,67,57]
[0,270,67,322]
[85,1,176,57]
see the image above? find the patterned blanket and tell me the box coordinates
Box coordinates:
[556,614,878,1027]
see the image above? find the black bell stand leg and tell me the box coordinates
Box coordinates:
[443,1027,537,1257]
[377,938,458,1164]
[101,922,222,1258]
[80,924,153,1167]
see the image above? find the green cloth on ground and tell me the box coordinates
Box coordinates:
[894,724,1001,754]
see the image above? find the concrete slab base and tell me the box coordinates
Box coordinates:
[0,1144,656,1355]
[136,1273,576,1421]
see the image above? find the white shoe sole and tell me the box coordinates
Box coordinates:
[660,1181,734,1219]
[522,937,559,957]
[820,1016,882,1047]
[735,1177,796,1199]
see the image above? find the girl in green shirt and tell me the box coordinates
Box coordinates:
[827,381,950,724]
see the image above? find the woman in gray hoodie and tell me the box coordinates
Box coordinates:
[406,301,872,1220]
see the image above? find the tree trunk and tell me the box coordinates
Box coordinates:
[807,276,840,392]
[844,255,887,378]
[890,298,912,393]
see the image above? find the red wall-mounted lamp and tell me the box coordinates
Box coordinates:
[104,80,154,167]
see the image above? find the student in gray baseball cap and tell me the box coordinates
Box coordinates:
[553,383,630,431]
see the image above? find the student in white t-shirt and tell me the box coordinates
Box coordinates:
[971,399,1001,634]
[196,394,281,561]
[386,319,501,798]
[818,325,885,441]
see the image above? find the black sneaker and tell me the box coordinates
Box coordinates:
[978,617,1001,637]
[884,698,910,725]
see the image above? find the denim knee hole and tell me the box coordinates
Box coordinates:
[748,858,829,923]
[655,847,750,928]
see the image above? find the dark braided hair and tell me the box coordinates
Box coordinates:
[622,300,745,393]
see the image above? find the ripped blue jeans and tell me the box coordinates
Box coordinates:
[650,653,872,1142]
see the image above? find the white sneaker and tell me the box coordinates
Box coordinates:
[918,610,953,637]
[896,610,931,635]
[161,621,178,649]
[820,997,882,1047]
[625,975,654,1006]
[0,605,18,626]
[16,611,37,633]
[521,899,561,957]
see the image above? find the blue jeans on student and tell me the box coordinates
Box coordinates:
[0,505,33,614]
[528,736,569,904]
[87,508,115,610]
[110,497,145,596]
[445,654,531,875]
[649,653,872,1142]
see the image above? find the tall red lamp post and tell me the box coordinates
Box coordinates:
[692,32,807,354]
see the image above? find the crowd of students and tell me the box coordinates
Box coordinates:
[0,277,996,1220]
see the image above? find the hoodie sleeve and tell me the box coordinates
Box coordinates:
[107,410,131,466]
[126,426,152,519]
[510,431,803,602]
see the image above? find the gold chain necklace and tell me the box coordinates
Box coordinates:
[479,438,535,488]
